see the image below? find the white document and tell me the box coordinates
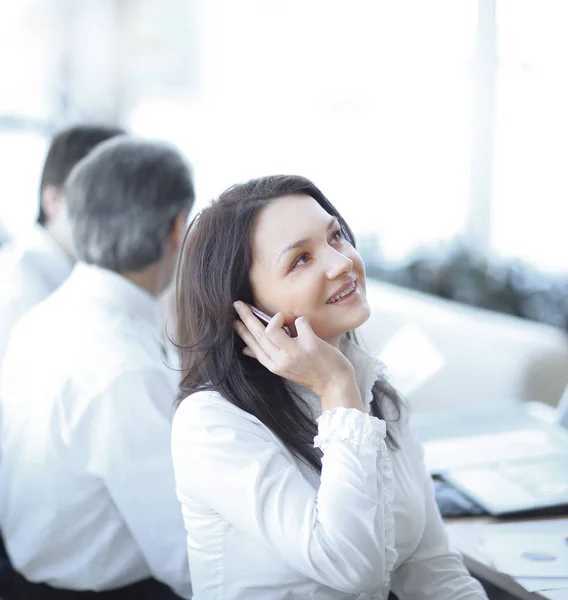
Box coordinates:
[515,577,568,593]
[376,324,444,398]
[479,521,568,579]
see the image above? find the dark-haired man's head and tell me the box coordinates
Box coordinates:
[38,124,125,255]
[64,136,195,296]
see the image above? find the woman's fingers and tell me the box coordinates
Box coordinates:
[233,302,266,337]
[265,312,293,342]
[234,321,270,361]
[293,315,315,339]
[234,303,354,397]
[233,302,281,354]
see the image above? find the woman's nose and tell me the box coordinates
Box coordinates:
[325,247,353,279]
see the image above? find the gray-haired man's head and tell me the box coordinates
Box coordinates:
[64,137,195,278]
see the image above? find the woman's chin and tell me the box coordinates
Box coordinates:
[316,303,371,340]
[349,303,371,331]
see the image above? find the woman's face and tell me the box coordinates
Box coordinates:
[249,194,370,346]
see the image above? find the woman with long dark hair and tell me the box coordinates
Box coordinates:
[171,175,487,600]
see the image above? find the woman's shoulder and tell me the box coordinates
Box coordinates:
[172,389,270,436]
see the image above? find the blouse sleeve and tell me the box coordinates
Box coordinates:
[171,393,396,596]
[389,426,488,600]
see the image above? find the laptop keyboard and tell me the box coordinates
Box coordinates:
[495,454,568,502]
[444,452,568,515]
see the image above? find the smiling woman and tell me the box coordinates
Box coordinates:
[171,175,488,600]
[248,194,370,346]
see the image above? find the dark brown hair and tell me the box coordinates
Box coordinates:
[176,175,401,471]
[38,124,125,225]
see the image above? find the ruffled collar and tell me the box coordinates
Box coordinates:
[340,335,385,412]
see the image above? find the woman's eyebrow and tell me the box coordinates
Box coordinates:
[276,217,339,263]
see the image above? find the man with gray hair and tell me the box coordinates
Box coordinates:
[0,137,194,599]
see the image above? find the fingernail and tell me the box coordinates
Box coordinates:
[233,301,241,311]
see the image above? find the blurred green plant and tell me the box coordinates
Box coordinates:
[364,243,568,332]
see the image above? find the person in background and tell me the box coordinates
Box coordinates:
[0,137,195,599]
[0,124,125,367]
[171,175,488,600]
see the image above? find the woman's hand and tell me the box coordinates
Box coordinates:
[233,301,363,412]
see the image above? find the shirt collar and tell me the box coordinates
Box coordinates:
[340,335,385,409]
[67,262,160,331]
[24,224,73,289]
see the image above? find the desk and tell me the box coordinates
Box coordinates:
[412,401,568,599]
[444,516,568,600]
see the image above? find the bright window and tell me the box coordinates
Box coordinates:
[491,0,568,273]
[129,0,477,263]
[3,1,567,275]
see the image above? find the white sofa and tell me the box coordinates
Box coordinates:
[359,280,568,413]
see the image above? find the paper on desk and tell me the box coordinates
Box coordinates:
[376,324,444,397]
[515,577,568,593]
[479,531,568,578]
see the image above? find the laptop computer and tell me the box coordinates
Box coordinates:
[413,399,568,517]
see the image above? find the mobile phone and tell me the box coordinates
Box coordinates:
[246,304,292,336]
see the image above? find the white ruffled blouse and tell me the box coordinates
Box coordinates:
[171,338,487,600]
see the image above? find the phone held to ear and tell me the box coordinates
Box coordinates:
[246,304,292,336]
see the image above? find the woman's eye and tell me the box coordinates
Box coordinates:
[292,253,310,269]
[331,228,344,242]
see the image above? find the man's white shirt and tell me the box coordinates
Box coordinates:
[0,224,73,367]
[0,262,191,597]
